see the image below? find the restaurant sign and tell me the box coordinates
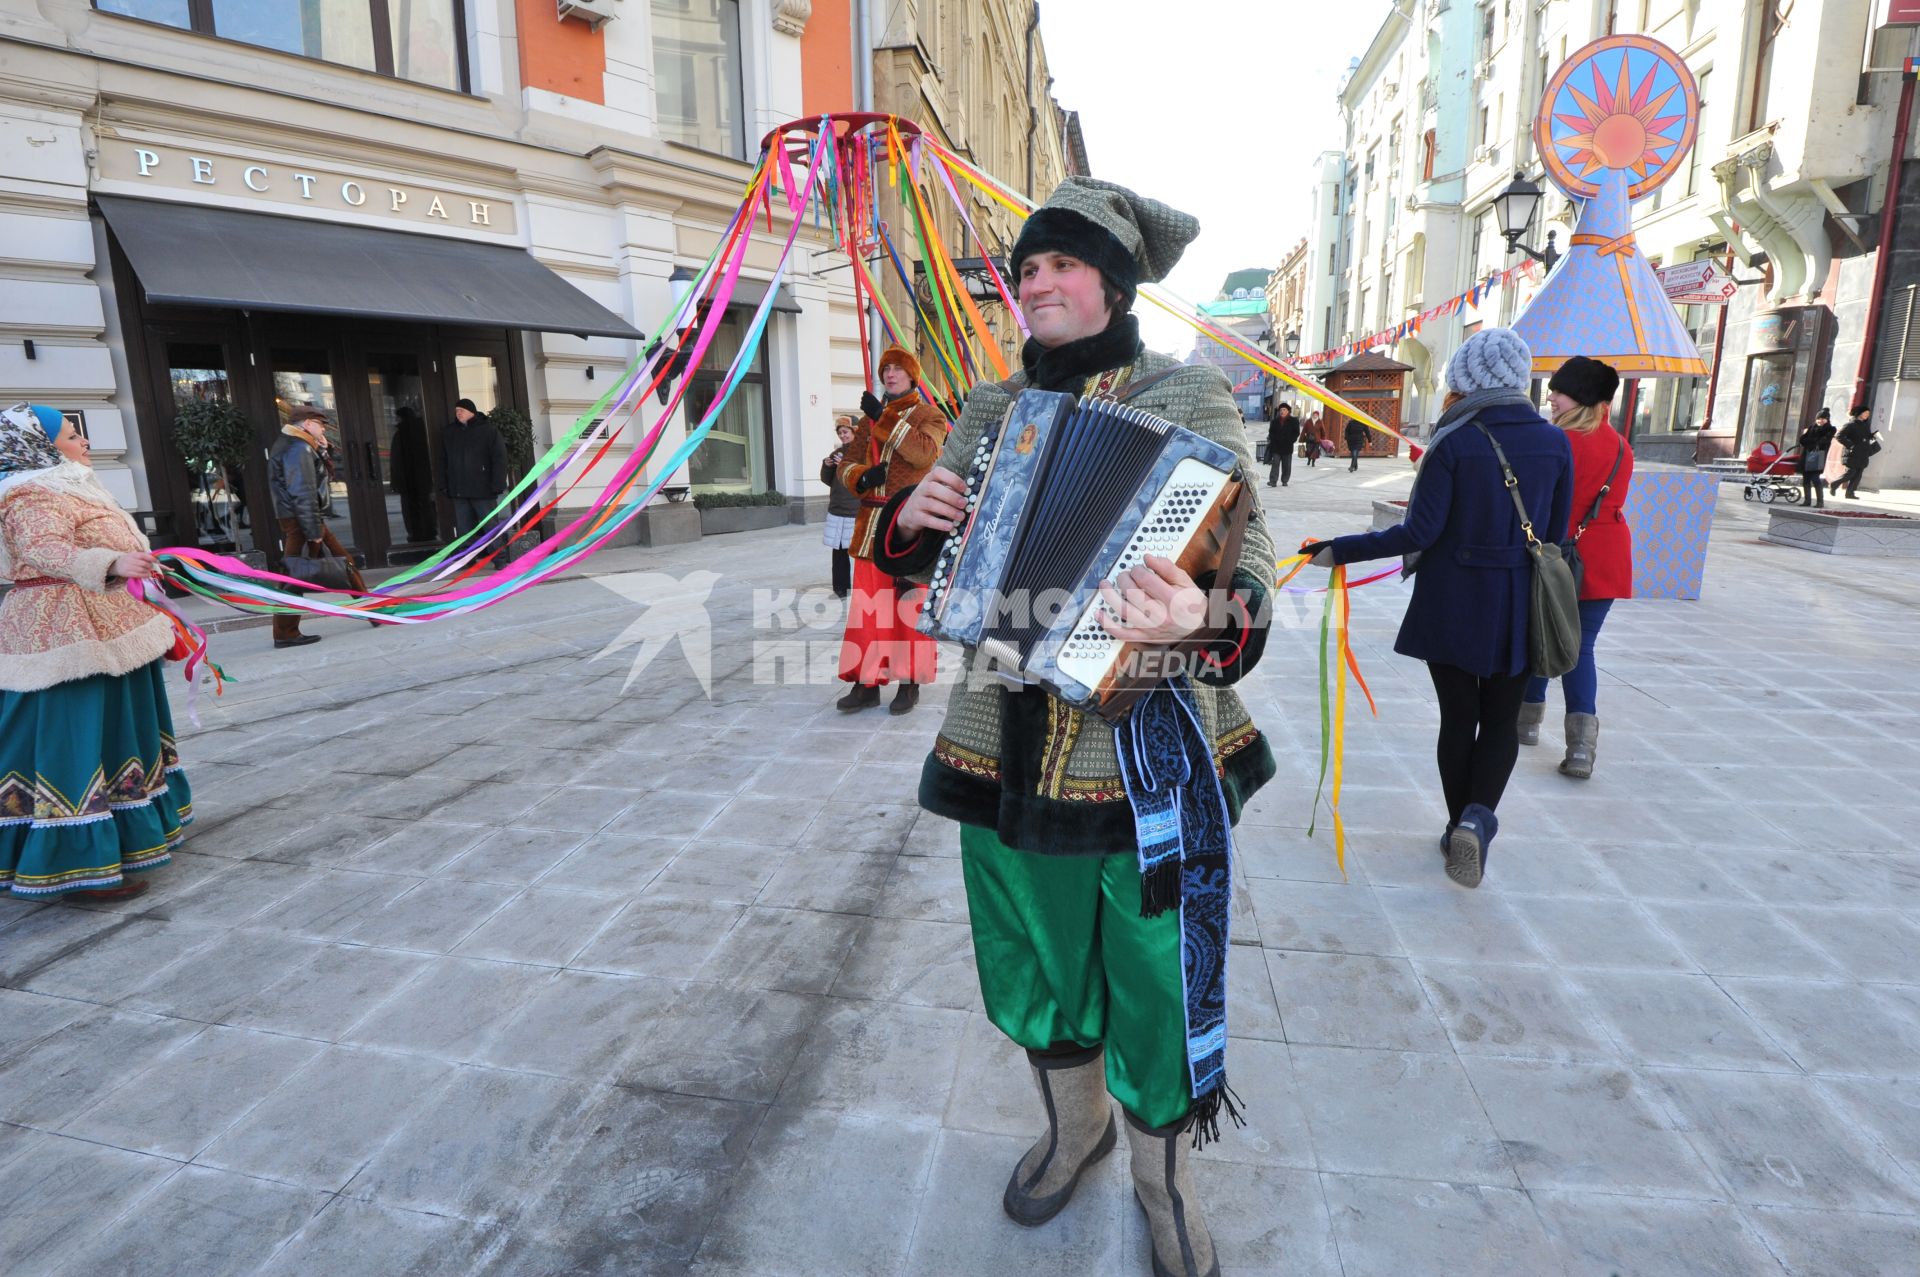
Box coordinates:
[95,140,518,236]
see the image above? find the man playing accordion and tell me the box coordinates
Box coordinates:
[876,177,1279,1277]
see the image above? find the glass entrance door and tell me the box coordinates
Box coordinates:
[270,346,374,566]
[1739,353,1796,452]
[452,352,505,415]
[366,352,440,552]
[163,338,263,554]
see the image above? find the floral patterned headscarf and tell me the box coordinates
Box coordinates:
[0,403,64,480]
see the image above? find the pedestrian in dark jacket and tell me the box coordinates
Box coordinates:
[1795,408,1835,509]
[1518,357,1632,780]
[820,415,859,598]
[439,398,508,537]
[388,405,438,542]
[1304,328,1573,889]
[1265,403,1300,487]
[266,407,367,647]
[1302,412,1322,466]
[1343,417,1368,471]
[1833,404,1875,499]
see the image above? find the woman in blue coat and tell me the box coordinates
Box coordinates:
[1305,329,1572,888]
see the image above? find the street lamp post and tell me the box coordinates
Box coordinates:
[656,264,705,405]
[1493,172,1559,269]
[1284,329,1301,359]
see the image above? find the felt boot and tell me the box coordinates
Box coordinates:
[1517,700,1545,747]
[1560,713,1598,779]
[1002,1044,1117,1227]
[1126,1110,1219,1277]
[834,683,880,712]
[889,683,920,716]
[1446,802,1499,889]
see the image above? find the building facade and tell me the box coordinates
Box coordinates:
[1301,149,1347,356]
[1266,237,1309,353]
[867,0,1084,383]
[1190,269,1274,423]
[2,0,866,568]
[1300,0,1920,483]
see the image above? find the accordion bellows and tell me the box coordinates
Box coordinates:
[920,389,1251,722]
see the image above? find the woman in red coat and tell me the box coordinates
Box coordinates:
[1518,357,1632,779]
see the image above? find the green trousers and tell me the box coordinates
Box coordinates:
[959,824,1191,1129]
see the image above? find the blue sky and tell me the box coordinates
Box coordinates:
[1037,0,1390,354]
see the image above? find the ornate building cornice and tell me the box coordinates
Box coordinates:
[772,0,813,37]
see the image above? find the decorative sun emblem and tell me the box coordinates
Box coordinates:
[1536,34,1698,202]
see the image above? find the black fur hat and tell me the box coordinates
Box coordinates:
[1548,356,1621,408]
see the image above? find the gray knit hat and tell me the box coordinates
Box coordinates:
[1009,177,1201,304]
[1444,328,1534,394]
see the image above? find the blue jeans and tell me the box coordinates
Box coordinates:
[1525,598,1613,715]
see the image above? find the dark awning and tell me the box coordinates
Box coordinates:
[96,195,643,340]
[727,276,801,314]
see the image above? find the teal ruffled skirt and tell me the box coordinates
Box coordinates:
[0,658,191,897]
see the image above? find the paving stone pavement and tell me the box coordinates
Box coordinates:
[4,458,1920,1275]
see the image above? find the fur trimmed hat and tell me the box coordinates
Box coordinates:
[1443,328,1534,395]
[1548,355,1621,408]
[877,344,922,385]
[1008,177,1201,306]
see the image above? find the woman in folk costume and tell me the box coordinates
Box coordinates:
[834,344,948,714]
[0,404,190,900]
[877,177,1278,1277]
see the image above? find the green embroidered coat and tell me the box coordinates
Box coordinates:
[875,346,1278,855]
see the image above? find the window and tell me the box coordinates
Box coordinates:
[1749,3,1788,131]
[917,0,941,64]
[686,308,774,493]
[1478,105,1490,146]
[1459,209,1489,288]
[1421,129,1437,181]
[1479,2,1495,53]
[95,0,469,91]
[654,0,748,160]
[1686,68,1710,196]
[1634,255,1723,434]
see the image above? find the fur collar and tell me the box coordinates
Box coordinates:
[1019,314,1145,393]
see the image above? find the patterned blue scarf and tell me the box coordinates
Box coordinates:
[1113,677,1244,1147]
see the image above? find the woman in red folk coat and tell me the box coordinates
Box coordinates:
[1518,357,1632,780]
[834,345,948,715]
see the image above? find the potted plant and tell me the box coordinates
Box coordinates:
[488,405,550,553]
[693,489,791,535]
[492,405,537,481]
[169,398,254,550]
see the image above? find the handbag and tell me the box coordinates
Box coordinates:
[1558,433,1626,594]
[282,543,354,591]
[1475,425,1581,679]
[1801,447,1828,474]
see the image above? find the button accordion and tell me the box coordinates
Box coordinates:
[919,388,1253,722]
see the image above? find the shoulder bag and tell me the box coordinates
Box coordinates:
[283,541,355,591]
[1475,424,1581,679]
[1559,432,1626,593]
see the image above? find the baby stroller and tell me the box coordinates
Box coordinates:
[1741,441,1807,504]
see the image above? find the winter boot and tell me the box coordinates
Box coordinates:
[834,683,880,712]
[889,683,920,716]
[1126,1110,1219,1277]
[1003,1044,1117,1227]
[1560,713,1599,779]
[1445,802,1499,889]
[1517,700,1545,747]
